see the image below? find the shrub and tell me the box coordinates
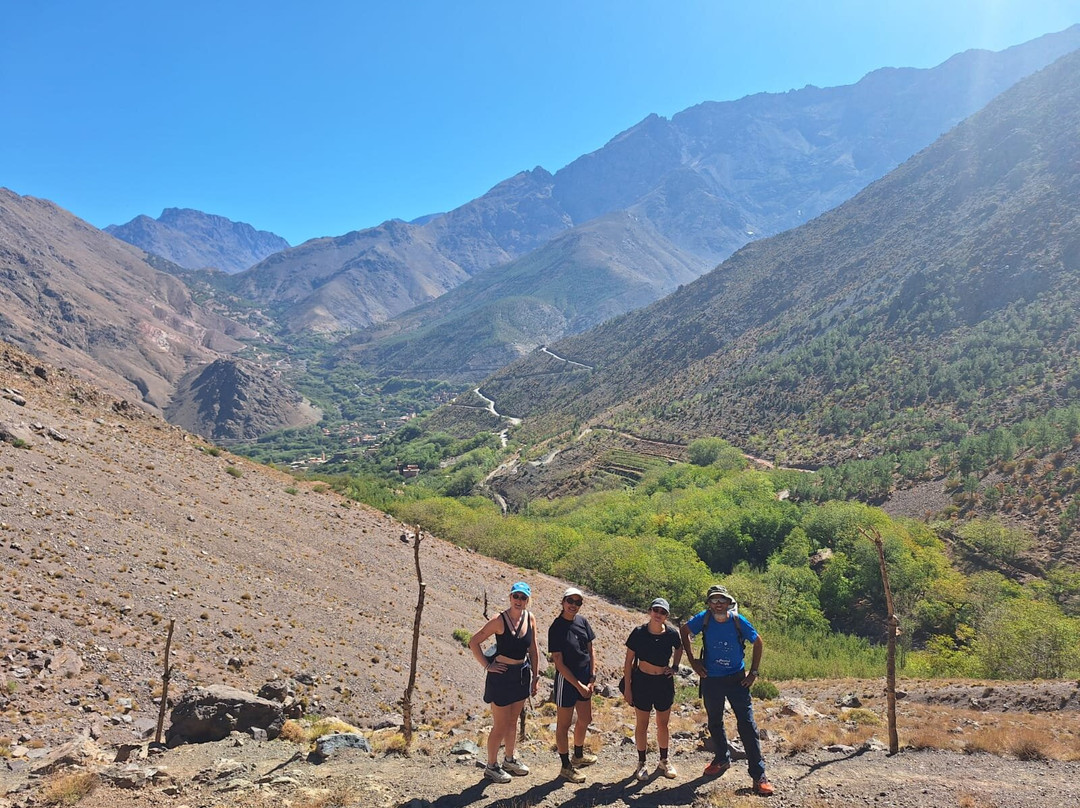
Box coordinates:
[285,486,299,495]
[750,679,779,700]
[225,465,243,478]
[451,628,471,647]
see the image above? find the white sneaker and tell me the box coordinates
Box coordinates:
[502,757,530,776]
[657,758,677,778]
[635,763,650,781]
[484,763,511,783]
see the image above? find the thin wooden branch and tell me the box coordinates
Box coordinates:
[402,525,426,751]
[860,526,900,754]
[153,619,175,745]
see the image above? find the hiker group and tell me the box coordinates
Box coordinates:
[468,581,775,796]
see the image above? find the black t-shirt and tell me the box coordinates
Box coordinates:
[548,615,595,678]
[626,623,680,668]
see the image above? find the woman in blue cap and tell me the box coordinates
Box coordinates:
[623,596,683,781]
[469,581,540,783]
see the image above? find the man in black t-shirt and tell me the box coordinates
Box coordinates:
[548,587,597,782]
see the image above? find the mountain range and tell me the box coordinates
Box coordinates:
[477,43,1080,516]
[3,26,1079,447]
[106,207,290,274]
[320,25,1080,378]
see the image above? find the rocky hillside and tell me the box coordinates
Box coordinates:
[482,47,1080,464]
[105,208,289,275]
[0,190,252,411]
[0,338,640,748]
[164,358,321,442]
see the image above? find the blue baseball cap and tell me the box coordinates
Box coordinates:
[510,581,531,598]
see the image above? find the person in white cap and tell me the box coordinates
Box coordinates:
[547,587,597,782]
[623,596,683,781]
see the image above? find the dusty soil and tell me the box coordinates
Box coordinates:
[4,340,1080,808]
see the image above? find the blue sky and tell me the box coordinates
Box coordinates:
[2,1,1077,246]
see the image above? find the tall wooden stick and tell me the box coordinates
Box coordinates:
[402,525,426,751]
[860,526,899,754]
[154,619,175,745]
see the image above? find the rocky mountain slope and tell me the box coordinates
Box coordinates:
[105,208,289,275]
[481,46,1080,463]
[164,358,321,442]
[0,190,252,411]
[339,211,708,380]
[231,27,1079,345]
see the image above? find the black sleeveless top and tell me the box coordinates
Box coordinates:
[494,610,533,659]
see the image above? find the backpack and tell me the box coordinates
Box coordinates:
[699,608,746,656]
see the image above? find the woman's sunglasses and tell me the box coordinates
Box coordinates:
[650,606,669,615]
[565,598,583,607]
[510,592,529,600]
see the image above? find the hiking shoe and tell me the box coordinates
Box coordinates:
[502,757,529,776]
[657,758,677,779]
[703,759,730,777]
[572,752,598,768]
[634,763,650,782]
[754,775,775,796]
[484,764,511,783]
[560,764,586,783]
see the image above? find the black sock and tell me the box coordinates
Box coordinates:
[638,749,647,764]
[660,747,668,761]
[560,753,570,767]
[573,745,584,758]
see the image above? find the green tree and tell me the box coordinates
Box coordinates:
[975,600,1080,678]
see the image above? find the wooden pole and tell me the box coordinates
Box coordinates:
[153,619,175,745]
[402,525,426,751]
[860,526,899,754]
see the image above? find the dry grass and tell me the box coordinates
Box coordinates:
[278,719,309,744]
[39,772,98,806]
[292,785,361,808]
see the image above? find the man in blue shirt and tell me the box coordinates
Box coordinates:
[680,584,773,797]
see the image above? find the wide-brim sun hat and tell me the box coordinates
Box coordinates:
[706,584,732,601]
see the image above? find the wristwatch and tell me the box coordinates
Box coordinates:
[750,669,760,675]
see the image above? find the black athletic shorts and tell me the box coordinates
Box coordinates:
[630,669,675,713]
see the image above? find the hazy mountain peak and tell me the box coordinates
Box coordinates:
[106,208,289,274]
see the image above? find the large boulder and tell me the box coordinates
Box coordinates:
[165,686,284,746]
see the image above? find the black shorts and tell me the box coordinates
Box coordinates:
[483,662,530,707]
[552,672,591,708]
[630,670,675,713]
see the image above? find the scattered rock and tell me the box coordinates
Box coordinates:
[450,739,481,757]
[100,763,169,789]
[166,686,285,746]
[310,732,373,763]
[780,697,826,718]
[29,737,107,776]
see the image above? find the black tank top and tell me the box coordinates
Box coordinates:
[494,610,533,659]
